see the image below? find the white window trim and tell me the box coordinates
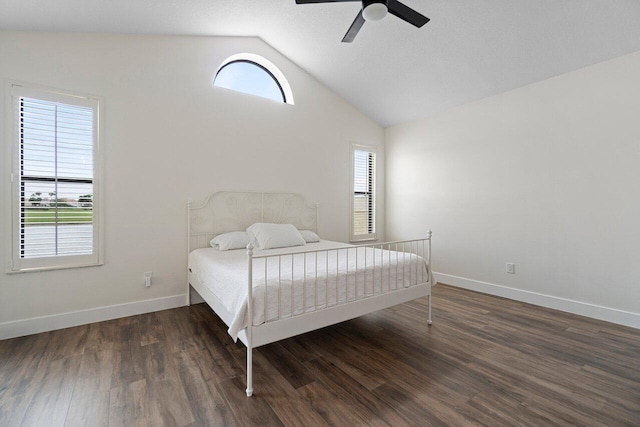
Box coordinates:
[350,143,377,243]
[5,81,104,273]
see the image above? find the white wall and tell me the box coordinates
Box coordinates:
[386,50,640,327]
[0,32,384,338]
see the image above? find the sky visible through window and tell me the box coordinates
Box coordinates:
[214,61,284,103]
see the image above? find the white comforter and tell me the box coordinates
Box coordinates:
[188,240,431,340]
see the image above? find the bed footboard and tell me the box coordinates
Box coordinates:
[244,231,433,397]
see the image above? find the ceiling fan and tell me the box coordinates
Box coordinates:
[295,0,430,43]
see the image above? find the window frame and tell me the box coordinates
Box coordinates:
[350,143,377,242]
[215,60,286,103]
[212,53,295,105]
[6,81,104,273]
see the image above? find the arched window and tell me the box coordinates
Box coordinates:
[213,53,294,105]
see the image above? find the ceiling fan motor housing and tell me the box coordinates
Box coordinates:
[362,0,388,21]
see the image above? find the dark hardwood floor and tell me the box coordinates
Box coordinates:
[1,284,639,426]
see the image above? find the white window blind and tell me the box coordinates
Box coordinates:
[10,84,102,272]
[351,145,376,241]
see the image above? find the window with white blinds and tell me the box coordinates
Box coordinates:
[9,83,102,272]
[350,145,376,242]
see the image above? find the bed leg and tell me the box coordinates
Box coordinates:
[426,230,433,325]
[246,243,254,397]
[246,346,253,397]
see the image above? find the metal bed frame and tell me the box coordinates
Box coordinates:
[187,191,433,397]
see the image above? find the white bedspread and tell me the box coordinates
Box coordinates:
[189,240,431,340]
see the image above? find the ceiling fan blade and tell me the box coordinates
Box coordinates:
[342,10,366,42]
[295,0,359,4]
[387,0,430,27]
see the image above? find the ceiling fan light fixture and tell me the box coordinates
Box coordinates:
[362,2,387,22]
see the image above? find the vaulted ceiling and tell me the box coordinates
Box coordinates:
[2,0,640,126]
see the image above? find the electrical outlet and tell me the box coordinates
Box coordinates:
[506,263,515,274]
[144,271,153,287]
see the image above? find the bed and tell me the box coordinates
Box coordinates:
[187,191,434,397]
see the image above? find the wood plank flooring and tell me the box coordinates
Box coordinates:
[1,284,639,426]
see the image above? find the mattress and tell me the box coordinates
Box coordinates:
[188,240,430,340]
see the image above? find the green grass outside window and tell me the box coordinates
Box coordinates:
[23,208,92,224]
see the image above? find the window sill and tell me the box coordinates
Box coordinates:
[7,261,104,274]
[349,237,378,243]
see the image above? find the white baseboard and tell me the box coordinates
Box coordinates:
[4,276,637,340]
[434,272,640,329]
[0,294,189,340]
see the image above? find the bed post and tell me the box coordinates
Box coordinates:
[427,229,433,325]
[186,201,192,306]
[246,243,254,397]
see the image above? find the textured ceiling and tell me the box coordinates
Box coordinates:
[2,0,640,126]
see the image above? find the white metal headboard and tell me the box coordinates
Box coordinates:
[187,191,319,252]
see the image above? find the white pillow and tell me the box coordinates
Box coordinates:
[299,229,320,243]
[247,223,306,250]
[210,231,250,251]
